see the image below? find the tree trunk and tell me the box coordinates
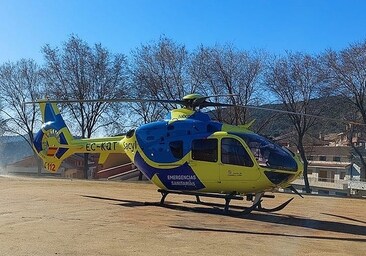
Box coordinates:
[298,141,312,193]
[34,153,42,176]
[351,145,366,181]
[302,159,311,193]
[83,153,89,179]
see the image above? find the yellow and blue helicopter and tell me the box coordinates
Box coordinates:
[32,94,304,214]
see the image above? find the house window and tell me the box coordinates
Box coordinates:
[307,156,314,161]
[333,156,341,162]
[192,139,218,162]
[319,156,326,161]
[340,172,346,180]
[318,170,328,182]
[221,138,253,167]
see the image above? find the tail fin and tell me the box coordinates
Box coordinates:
[33,101,126,173]
[33,102,76,172]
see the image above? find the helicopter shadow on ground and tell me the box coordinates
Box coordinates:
[81,195,366,242]
[321,212,366,225]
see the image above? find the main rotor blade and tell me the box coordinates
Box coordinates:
[24,98,187,105]
[202,101,366,126]
[24,96,366,126]
[189,94,238,108]
[24,94,239,108]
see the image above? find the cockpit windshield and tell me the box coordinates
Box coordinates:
[233,132,298,172]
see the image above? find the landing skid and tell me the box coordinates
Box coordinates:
[247,192,294,213]
[157,189,294,215]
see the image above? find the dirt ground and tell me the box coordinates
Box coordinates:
[0,175,365,256]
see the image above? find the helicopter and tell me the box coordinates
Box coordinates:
[32,94,306,214]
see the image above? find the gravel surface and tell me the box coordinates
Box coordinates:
[0,175,365,256]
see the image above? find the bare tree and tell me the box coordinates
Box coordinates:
[0,102,6,136]
[130,36,192,122]
[323,40,366,180]
[190,45,265,125]
[0,59,43,174]
[42,35,129,178]
[264,52,326,193]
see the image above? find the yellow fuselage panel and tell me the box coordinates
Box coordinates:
[169,108,195,121]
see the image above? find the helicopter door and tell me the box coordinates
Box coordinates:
[219,137,260,181]
[189,138,220,183]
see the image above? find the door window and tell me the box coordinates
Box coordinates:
[221,138,254,167]
[192,139,218,162]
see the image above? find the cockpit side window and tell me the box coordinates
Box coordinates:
[221,138,254,167]
[233,132,298,172]
[192,139,218,162]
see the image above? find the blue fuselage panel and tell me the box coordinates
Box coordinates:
[134,152,205,190]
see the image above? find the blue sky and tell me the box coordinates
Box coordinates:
[1,0,366,63]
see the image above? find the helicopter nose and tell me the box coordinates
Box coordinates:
[264,171,296,185]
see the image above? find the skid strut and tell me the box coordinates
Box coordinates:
[157,189,294,214]
[158,189,243,213]
[244,192,294,214]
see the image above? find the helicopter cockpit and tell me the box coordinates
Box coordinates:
[232,132,298,172]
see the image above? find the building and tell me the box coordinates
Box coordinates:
[3,154,94,179]
[290,146,362,196]
[94,153,144,181]
[2,155,57,176]
[284,133,366,197]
